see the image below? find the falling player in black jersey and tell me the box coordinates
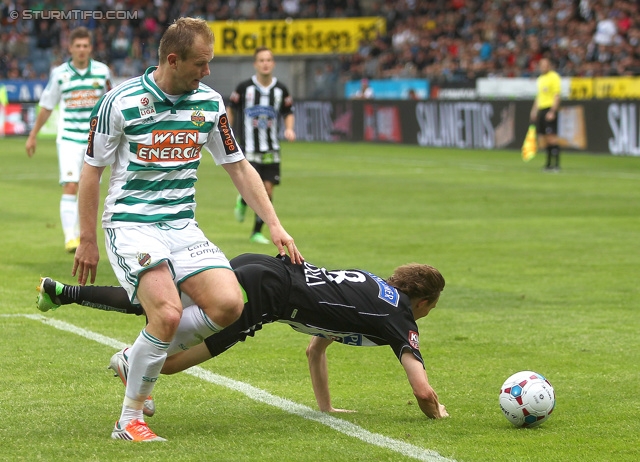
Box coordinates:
[228,47,296,245]
[37,253,448,419]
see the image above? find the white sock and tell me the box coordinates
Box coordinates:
[119,406,143,426]
[119,330,169,425]
[166,305,223,356]
[60,194,78,242]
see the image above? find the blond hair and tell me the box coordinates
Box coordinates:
[158,17,214,62]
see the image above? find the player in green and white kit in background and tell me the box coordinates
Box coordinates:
[73,17,302,442]
[26,27,111,253]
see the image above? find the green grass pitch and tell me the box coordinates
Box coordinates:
[1,137,639,461]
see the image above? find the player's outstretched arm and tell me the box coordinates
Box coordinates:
[223,160,303,264]
[306,336,355,413]
[401,351,448,419]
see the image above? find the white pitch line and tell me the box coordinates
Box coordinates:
[6,313,455,462]
[186,367,454,462]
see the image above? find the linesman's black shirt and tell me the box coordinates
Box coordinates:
[204,254,424,367]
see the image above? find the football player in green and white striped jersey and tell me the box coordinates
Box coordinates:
[26,27,111,253]
[72,17,302,442]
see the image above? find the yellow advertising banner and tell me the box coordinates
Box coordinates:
[569,76,640,99]
[209,17,386,56]
[593,77,640,99]
[569,77,593,100]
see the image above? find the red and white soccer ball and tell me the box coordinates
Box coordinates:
[499,371,555,428]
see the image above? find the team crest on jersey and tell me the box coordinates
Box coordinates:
[137,252,151,267]
[191,109,205,127]
[408,331,420,350]
[92,80,101,88]
[139,96,156,116]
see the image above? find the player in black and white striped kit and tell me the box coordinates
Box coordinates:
[38,253,448,419]
[228,47,296,244]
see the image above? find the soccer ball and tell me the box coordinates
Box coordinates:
[499,371,555,428]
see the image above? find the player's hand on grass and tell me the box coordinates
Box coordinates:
[437,404,449,418]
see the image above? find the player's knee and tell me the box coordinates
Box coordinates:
[205,296,243,328]
[62,183,78,195]
[221,297,244,326]
[148,301,182,331]
[164,309,183,332]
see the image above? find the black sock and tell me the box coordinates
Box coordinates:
[253,216,264,235]
[61,285,143,315]
[550,145,560,168]
[546,146,553,168]
[56,286,75,305]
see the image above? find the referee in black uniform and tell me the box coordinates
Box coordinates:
[228,47,296,244]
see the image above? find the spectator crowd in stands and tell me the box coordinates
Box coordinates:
[1,0,638,91]
[343,0,639,85]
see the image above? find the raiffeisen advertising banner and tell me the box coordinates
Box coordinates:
[209,17,385,55]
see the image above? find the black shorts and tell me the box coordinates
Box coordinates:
[536,108,558,136]
[249,161,281,185]
[203,254,290,358]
